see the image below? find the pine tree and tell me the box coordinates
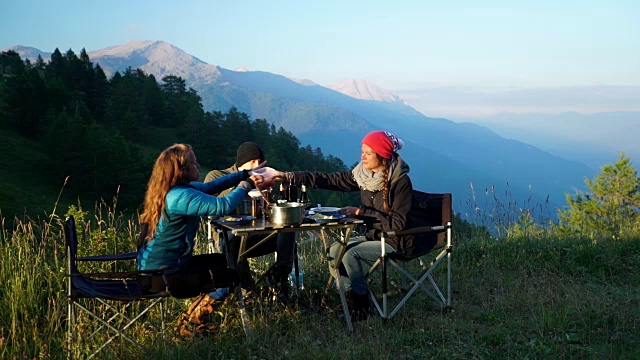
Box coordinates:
[557,153,640,239]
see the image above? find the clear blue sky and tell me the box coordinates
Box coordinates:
[2,0,639,116]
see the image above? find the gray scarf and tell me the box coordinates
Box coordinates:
[351,155,410,191]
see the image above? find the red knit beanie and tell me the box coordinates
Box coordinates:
[361,131,404,159]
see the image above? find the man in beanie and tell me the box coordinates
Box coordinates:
[205,142,296,299]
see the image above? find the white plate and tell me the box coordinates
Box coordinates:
[309,206,341,214]
[217,215,255,225]
[307,213,346,223]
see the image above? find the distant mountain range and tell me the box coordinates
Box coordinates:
[4,41,600,219]
[453,111,640,169]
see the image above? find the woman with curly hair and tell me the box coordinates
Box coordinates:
[137,143,265,297]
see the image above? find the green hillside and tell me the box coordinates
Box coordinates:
[0,49,357,223]
[0,128,69,220]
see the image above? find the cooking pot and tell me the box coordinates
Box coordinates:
[236,196,264,217]
[269,202,306,225]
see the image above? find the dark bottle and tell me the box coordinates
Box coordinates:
[299,184,310,207]
[279,182,289,204]
[272,180,283,203]
[288,178,299,203]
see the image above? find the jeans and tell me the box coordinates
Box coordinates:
[329,238,395,296]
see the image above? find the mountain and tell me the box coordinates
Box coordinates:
[327,78,408,105]
[6,41,598,219]
[89,40,221,85]
[457,111,640,169]
[4,45,51,62]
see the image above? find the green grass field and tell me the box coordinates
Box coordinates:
[1,205,638,359]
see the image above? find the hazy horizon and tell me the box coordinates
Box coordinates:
[2,0,639,119]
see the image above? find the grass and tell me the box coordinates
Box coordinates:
[1,199,639,359]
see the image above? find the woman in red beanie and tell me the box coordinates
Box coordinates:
[267,130,413,320]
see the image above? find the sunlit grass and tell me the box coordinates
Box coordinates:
[1,192,639,359]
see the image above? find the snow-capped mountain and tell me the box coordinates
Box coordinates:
[288,77,320,86]
[327,78,408,105]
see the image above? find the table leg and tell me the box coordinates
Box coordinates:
[334,271,354,332]
[221,231,253,337]
[321,227,354,331]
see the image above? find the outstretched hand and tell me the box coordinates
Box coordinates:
[339,206,360,217]
[250,167,286,188]
[248,174,264,188]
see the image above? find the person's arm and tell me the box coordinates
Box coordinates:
[190,170,249,195]
[285,170,359,192]
[204,169,235,197]
[204,169,227,183]
[166,186,250,217]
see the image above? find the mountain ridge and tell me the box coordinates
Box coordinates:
[3,40,598,217]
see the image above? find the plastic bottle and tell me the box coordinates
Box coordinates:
[289,254,304,290]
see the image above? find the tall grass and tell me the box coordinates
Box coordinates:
[1,191,639,359]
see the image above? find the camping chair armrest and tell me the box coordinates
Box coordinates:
[69,269,166,279]
[381,225,446,238]
[77,251,137,262]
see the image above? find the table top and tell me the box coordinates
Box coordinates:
[211,216,363,233]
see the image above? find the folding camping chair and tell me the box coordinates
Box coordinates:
[65,216,237,358]
[365,191,453,319]
[64,216,171,359]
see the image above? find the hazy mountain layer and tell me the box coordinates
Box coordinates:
[5,41,601,218]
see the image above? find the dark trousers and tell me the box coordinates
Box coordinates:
[139,253,238,298]
[229,232,296,284]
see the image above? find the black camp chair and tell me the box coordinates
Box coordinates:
[64,216,237,358]
[365,191,453,319]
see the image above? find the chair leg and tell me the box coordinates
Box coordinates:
[160,299,166,346]
[67,300,74,360]
[234,285,253,337]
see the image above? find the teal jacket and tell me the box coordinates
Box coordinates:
[137,171,248,271]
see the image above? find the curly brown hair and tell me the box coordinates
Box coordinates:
[140,143,194,242]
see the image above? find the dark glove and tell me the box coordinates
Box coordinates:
[237,179,255,191]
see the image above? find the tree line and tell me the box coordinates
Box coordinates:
[2,48,638,240]
[0,48,355,215]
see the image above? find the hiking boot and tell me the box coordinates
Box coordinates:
[175,294,218,340]
[347,291,371,322]
[265,272,292,304]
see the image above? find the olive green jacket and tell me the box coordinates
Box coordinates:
[204,164,239,198]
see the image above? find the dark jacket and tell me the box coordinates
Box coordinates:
[288,170,418,254]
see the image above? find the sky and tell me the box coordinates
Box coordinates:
[2,0,639,118]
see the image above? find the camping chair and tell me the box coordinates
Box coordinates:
[65,216,237,358]
[65,216,170,358]
[365,191,453,319]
